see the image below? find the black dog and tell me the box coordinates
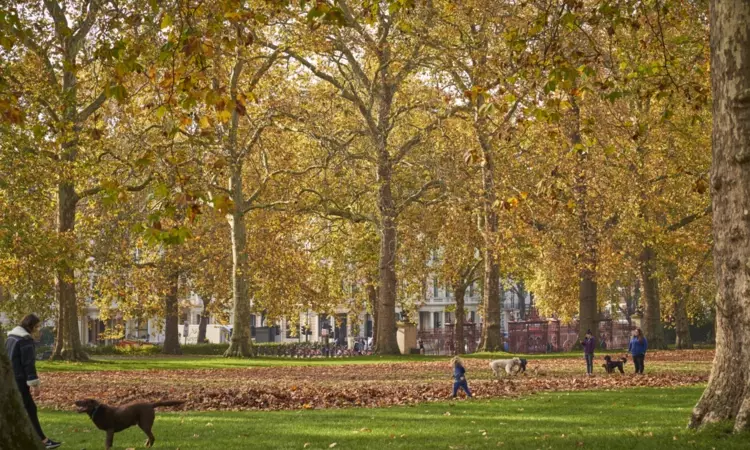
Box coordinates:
[75,398,184,449]
[518,358,528,373]
[602,355,627,374]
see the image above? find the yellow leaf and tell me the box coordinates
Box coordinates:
[199,116,211,129]
[218,109,232,123]
[161,14,173,30]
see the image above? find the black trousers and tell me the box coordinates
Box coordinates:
[633,354,645,374]
[16,379,46,440]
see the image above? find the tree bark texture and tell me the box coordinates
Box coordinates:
[52,182,87,361]
[374,156,400,354]
[640,246,666,349]
[162,271,182,355]
[225,166,254,358]
[0,331,45,449]
[690,0,750,431]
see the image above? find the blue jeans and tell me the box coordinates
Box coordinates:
[585,353,594,374]
[453,379,472,397]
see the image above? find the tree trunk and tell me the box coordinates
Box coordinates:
[225,166,254,358]
[454,281,467,354]
[0,332,45,449]
[569,99,599,345]
[690,0,750,431]
[578,271,598,343]
[197,296,211,344]
[162,271,182,355]
[51,183,87,361]
[477,129,502,352]
[517,281,527,321]
[674,297,693,350]
[640,246,666,349]
[366,278,378,346]
[374,153,400,355]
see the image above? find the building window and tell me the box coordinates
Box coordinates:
[433,278,439,299]
[419,312,430,331]
[445,311,454,325]
[433,311,442,329]
[470,311,476,323]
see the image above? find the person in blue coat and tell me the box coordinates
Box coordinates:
[628,328,648,374]
[450,356,472,398]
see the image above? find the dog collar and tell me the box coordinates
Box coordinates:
[89,405,100,419]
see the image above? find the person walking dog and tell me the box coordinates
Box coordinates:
[6,314,61,449]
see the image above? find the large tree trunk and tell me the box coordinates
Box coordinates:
[225,166,254,358]
[454,281,467,354]
[374,163,400,354]
[197,296,211,344]
[162,271,182,355]
[640,246,666,349]
[52,183,87,361]
[569,99,599,345]
[579,272,598,343]
[690,0,750,431]
[0,332,45,449]
[477,129,502,352]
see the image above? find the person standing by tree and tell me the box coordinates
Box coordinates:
[5,315,61,449]
[580,330,596,376]
[628,328,648,375]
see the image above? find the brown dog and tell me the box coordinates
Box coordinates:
[75,398,184,449]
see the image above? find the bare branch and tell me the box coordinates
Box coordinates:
[43,0,70,44]
[71,0,101,56]
[393,104,468,163]
[76,174,153,201]
[77,91,107,123]
[397,180,445,213]
[666,204,712,232]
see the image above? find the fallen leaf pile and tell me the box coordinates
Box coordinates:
[36,350,713,412]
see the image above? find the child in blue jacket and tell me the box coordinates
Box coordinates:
[450,356,472,398]
[628,328,648,374]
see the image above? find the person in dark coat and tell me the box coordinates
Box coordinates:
[5,314,61,449]
[580,329,596,376]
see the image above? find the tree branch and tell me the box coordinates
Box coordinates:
[666,204,712,232]
[70,0,101,57]
[77,91,107,123]
[397,180,445,213]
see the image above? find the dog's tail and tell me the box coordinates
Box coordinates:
[151,400,185,408]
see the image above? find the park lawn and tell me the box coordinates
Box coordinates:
[38,385,748,450]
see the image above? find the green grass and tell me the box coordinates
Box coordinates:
[38,385,747,450]
[37,354,450,372]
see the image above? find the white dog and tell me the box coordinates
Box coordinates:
[489,357,522,377]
